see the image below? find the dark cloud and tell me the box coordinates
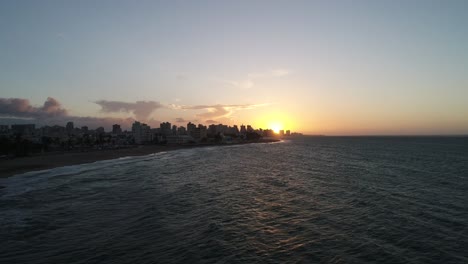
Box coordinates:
[0,97,265,130]
[0,97,162,130]
[0,97,67,118]
[95,100,163,120]
[174,117,190,123]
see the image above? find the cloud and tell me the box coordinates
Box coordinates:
[0,97,68,118]
[174,117,191,123]
[176,103,268,120]
[221,69,291,89]
[205,120,218,124]
[271,69,291,77]
[95,100,163,120]
[223,79,254,89]
[0,97,160,130]
[0,97,266,130]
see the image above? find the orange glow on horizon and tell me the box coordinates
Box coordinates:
[246,109,300,133]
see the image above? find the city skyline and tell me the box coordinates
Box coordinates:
[1,1,468,135]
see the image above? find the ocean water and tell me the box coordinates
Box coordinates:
[0,137,467,264]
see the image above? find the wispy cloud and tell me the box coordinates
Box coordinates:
[271,69,291,77]
[174,117,197,123]
[174,103,269,120]
[95,100,163,120]
[222,79,254,89]
[220,69,291,89]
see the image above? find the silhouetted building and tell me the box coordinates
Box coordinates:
[96,127,105,134]
[187,122,196,136]
[286,130,291,136]
[160,122,172,136]
[240,125,246,134]
[232,125,240,135]
[66,122,74,134]
[177,126,186,135]
[132,121,152,144]
[112,124,122,134]
[0,125,9,135]
[263,129,275,137]
[191,126,207,141]
[11,124,35,135]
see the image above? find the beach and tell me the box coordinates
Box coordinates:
[0,140,279,178]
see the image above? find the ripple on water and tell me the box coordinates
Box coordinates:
[1,137,468,263]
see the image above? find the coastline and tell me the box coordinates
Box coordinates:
[0,139,279,178]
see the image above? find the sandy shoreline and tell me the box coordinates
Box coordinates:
[0,140,279,178]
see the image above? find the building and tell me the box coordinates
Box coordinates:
[208,124,217,136]
[95,127,105,134]
[112,124,122,134]
[11,124,35,135]
[160,122,172,136]
[0,125,9,136]
[240,124,246,134]
[187,122,196,136]
[177,126,187,135]
[165,135,194,144]
[191,125,207,141]
[232,125,240,135]
[66,122,74,134]
[279,130,284,136]
[263,129,276,137]
[286,130,291,136]
[132,121,152,144]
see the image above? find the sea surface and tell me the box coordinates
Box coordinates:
[1,137,467,263]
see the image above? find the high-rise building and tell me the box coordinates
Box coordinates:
[96,127,105,134]
[11,124,35,135]
[286,130,291,136]
[177,126,187,135]
[187,122,196,136]
[233,125,240,135]
[66,122,74,134]
[0,125,9,136]
[191,125,207,141]
[240,124,246,134]
[160,122,172,136]
[112,124,122,134]
[132,121,152,144]
[208,124,217,136]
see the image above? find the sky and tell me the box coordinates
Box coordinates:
[1,0,467,135]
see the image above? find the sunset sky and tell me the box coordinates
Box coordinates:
[1,0,467,135]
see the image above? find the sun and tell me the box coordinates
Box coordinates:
[270,123,282,134]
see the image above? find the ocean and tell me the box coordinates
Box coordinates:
[1,137,467,263]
